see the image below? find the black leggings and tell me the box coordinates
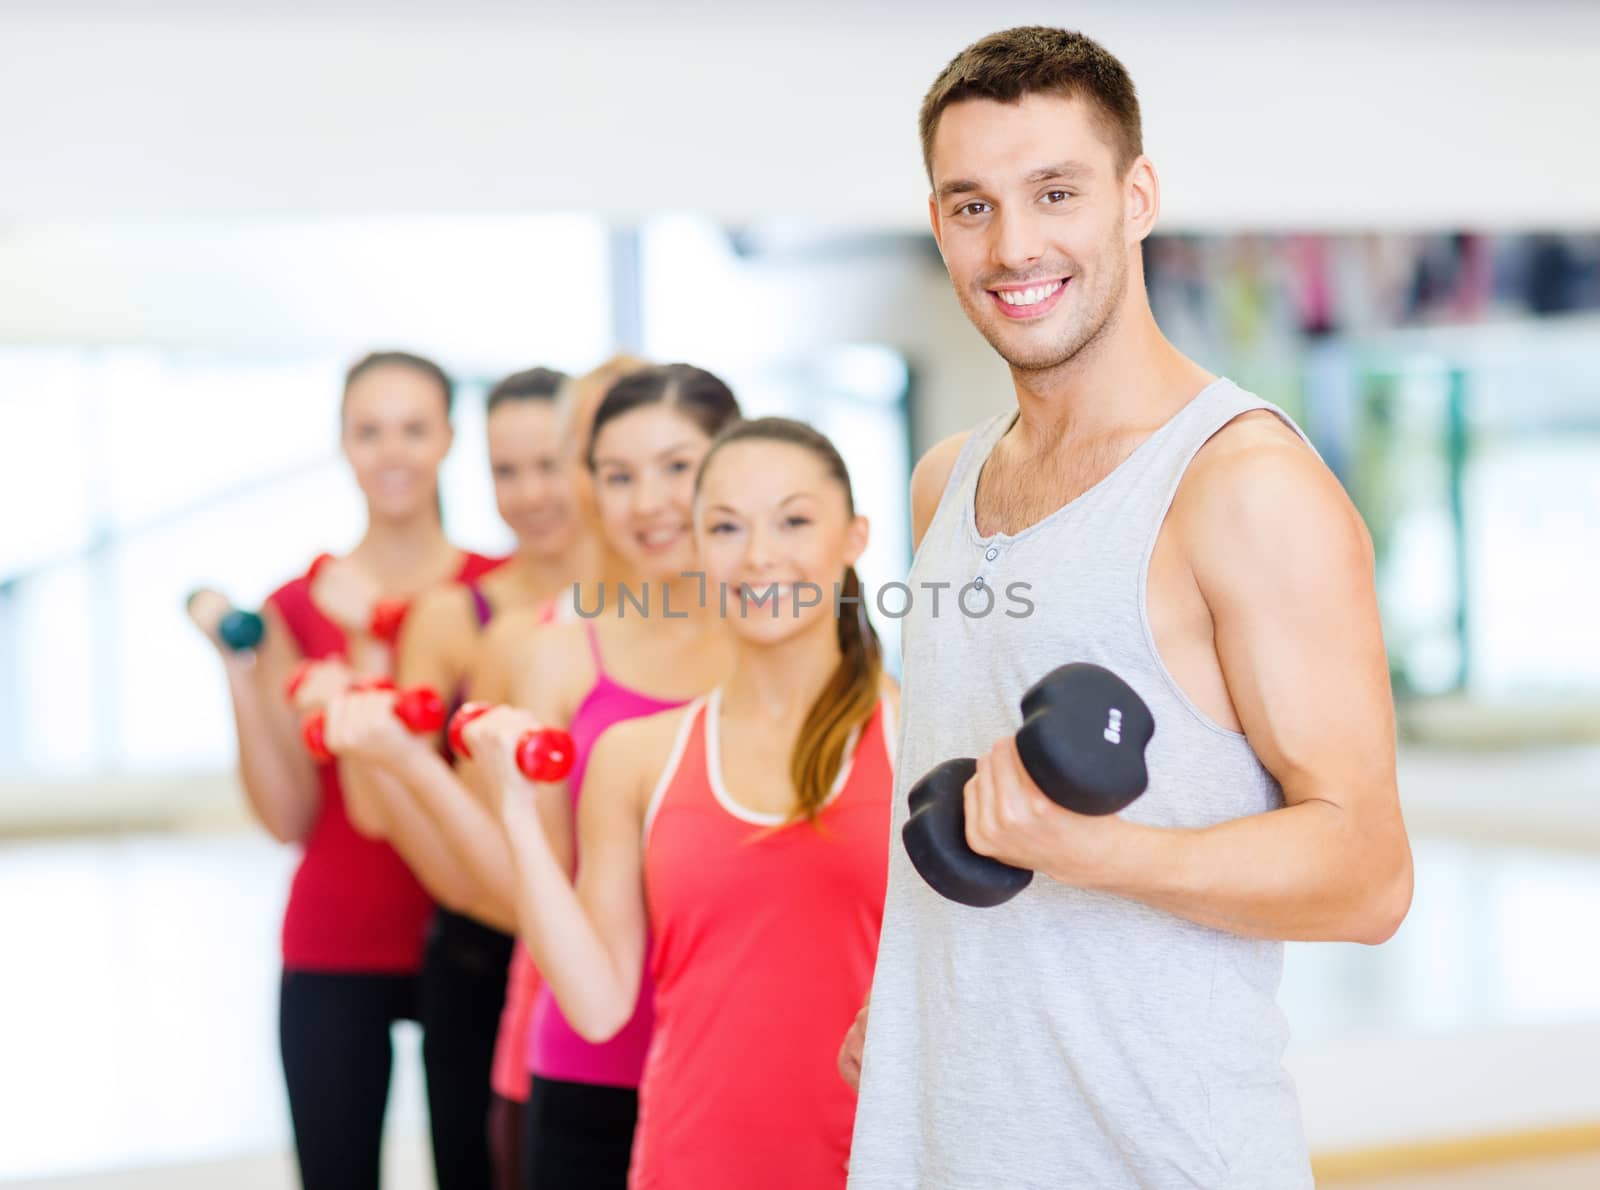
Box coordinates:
[522,1076,639,1189]
[279,969,417,1190]
[489,1092,525,1190]
[419,909,515,1190]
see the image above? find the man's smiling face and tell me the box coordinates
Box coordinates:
[928,92,1141,374]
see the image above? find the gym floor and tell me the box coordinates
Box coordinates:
[11,1149,1598,1189]
[3,829,1598,1189]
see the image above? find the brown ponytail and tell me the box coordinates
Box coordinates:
[790,562,882,822]
[696,417,883,824]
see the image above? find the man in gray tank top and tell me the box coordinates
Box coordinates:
[840,27,1414,1189]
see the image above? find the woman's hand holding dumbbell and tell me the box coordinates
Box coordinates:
[318,683,448,766]
[283,655,358,717]
[303,681,446,765]
[185,587,266,654]
[450,703,576,813]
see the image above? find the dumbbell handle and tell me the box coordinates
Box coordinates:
[302,683,446,764]
[448,702,577,784]
[902,662,1154,908]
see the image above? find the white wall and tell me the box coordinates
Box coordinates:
[0,216,613,373]
[0,215,1010,454]
[1,1,1597,232]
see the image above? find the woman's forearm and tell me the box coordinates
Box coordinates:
[343,755,489,916]
[227,659,318,843]
[388,746,526,928]
[500,799,639,1042]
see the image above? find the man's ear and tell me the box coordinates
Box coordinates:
[927,194,945,257]
[1125,155,1160,242]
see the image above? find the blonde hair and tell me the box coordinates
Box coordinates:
[556,353,652,461]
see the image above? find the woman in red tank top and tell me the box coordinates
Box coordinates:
[466,417,896,1189]
[187,351,497,1190]
[320,365,603,1190]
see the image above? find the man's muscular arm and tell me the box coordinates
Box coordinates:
[965,421,1413,945]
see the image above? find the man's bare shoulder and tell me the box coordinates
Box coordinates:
[1177,410,1373,586]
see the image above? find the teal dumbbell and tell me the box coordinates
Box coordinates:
[187,589,265,653]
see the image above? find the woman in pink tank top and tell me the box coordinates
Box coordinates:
[482,364,743,1187]
[467,418,895,1189]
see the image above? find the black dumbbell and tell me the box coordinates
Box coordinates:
[902,662,1155,908]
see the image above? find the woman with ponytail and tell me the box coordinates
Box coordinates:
[344,363,740,1187]
[467,417,896,1189]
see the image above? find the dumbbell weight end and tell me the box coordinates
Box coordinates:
[902,757,1034,909]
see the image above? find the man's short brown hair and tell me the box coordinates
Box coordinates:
[919,27,1143,183]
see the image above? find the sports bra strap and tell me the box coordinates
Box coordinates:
[467,583,493,628]
[583,618,604,672]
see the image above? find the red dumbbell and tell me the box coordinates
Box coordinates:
[305,551,407,645]
[447,701,576,783]
[369,597,411,646]
[302,683,445,764]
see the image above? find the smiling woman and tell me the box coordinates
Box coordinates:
[475,362,744,1188]
[340,351,457,522]
[465,415,895,1189]
[182,348,505,1190]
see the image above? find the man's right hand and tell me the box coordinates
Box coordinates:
[838,996,869,1091]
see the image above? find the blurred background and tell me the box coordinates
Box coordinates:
[2,1,1599,1187]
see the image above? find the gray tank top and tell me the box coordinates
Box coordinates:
[848,379,1313,1190]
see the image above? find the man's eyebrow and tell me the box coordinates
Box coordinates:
[935,177,985,200]
[1024,161,1092,184]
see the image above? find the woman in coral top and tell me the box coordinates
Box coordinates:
[468,417,895,1189]
[187,351,499,1190]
